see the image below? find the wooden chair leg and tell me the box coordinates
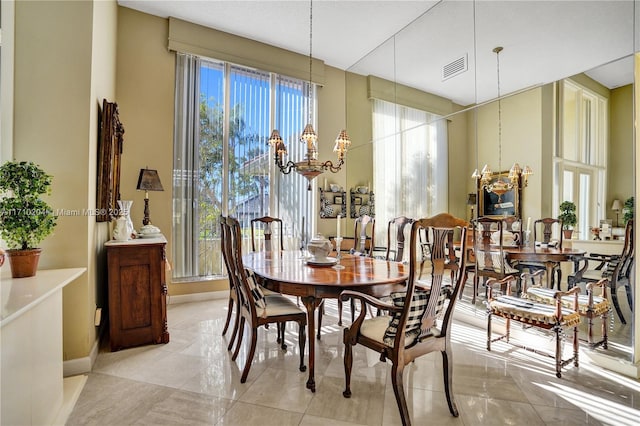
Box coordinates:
[222,297,234,335]
[441,349,459,417]
[472,275,479,305]
[298,320,307,372]
[602,310,609,349]
[487,313,492,351]
[587,310,594,346]
[337,298,343,326]
[573,325,579,367]
[625,283,633,311]
[240,326,258,383]
[279,322,287,350]
[391,364,410,426]
[343,329,353,398]
[227,306,241,351]
[610,284,627,324]
[554,327,563,378]
[232,317,245,361]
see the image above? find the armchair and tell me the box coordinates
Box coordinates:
[340,217,468,425]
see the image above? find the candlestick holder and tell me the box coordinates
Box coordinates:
[333,237,345,270]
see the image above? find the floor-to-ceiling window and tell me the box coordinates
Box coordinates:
[556,79,607,239]
[371,99,448,255]
[173,53,313,279]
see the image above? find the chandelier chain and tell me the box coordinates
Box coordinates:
[495,46,502,174]
[308,0,313,124]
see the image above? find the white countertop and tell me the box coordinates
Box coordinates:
[104,235,167,246]
[0,268,86,328]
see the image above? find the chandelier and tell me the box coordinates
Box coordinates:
[267,0,350,190]
[472,46,532,202]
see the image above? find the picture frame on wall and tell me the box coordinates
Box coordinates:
[96,99,124,222]
[478,171,520,218]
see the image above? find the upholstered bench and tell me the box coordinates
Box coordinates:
[525,278,610,349]
[487,274,581,378]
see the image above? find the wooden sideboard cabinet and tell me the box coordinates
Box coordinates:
[105,236,169,351]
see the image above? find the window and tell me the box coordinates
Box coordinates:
[173,53,314,280]
[371,99,448,251]
[555,79,607,239]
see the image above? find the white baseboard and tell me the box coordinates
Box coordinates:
[63,337,99,377]
[167,290,227,304]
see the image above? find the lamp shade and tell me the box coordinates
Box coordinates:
[136,169,164,192]
[611,199,623,211]
[467,193,477,205]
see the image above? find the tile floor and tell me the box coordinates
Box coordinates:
[67,296,640,425]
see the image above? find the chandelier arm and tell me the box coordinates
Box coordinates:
[274,153,297,175]
[319,159,344,174]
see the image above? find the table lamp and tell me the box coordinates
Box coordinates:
[611,199,623,227]
[136,168,164,226]
[467,193,477,221]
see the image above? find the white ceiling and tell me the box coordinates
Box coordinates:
[119,0,635,105]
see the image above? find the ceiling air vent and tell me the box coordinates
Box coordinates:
[442,54,468,81]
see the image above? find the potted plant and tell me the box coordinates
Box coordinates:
[0,161,57,278]
[623,196,634,225]
[558,201,577,239]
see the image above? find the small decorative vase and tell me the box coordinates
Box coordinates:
[113,200,134,241]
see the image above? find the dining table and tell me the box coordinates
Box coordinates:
[504,246,586,289]
[242,250,408,392]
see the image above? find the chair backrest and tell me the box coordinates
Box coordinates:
[385,216,414,262]
[251,216,284,252]
[617,219,634,279]
[474,216,514,277]
[389,217,468,351]
[534,218,563,248]
[226,216,259,320]
[353,214,375,256]
[502,216,522,246]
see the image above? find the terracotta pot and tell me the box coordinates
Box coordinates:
[562,229,573,240]
[7,248,42,278]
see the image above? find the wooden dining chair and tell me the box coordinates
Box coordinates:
[472,216,521,304]
[384,216,415,262]
[352,214,375,256]
[568,219,634,324]
[340,217,468,425]
[336,214,376,326]
[222,215,307,383]
[250,216,284,252]
[517,218,563,288]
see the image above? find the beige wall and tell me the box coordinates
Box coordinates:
[609,84,634,220]
[468,87,544,221]
[12,0,117,360]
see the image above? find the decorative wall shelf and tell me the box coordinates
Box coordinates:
[350,188,375,219]
[320,189,347,218]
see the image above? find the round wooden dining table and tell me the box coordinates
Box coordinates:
[242,250,408,392]
[504,246,585,288]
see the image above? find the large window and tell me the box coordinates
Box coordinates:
[371,99,448,251]
[555,79,607,239]
[173,53,313,280]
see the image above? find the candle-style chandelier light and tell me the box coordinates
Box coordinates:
[268,0,350,190]
[472,46,532,201]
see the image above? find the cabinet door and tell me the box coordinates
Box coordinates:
[108,243,168,350]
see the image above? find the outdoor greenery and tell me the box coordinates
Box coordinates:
[558,201,577,230]
[197,95,265,240]
[623,196,634,224]
[0,161,57,250]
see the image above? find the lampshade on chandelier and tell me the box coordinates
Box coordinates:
[472,46,532,201]
[268,0,350,190]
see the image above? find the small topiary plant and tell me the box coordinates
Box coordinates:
[558,201,577,230]
[0,161,57,250]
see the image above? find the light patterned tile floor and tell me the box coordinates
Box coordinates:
[67,297,640,425]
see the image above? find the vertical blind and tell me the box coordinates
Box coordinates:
[372,99,448,248]
[173,53,314,280]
